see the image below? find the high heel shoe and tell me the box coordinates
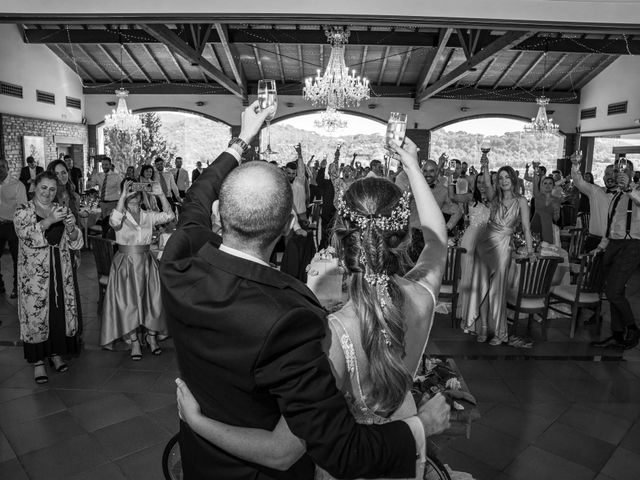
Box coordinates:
[130,336,142,361]
[34,361,48,384]
[145,333,162,356]
[49,355,69,373]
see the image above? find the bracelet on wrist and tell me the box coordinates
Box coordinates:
[228,137,250,155]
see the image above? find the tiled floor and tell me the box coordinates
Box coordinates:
[0,250,639,479]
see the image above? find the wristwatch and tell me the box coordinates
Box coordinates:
[228,137,250,156]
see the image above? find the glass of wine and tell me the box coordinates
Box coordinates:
[258,80,278,156]
[385,112,407,154]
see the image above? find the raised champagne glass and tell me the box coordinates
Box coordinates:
[258,80,278,156]
[480,138,491,173]
[385,112,407,154]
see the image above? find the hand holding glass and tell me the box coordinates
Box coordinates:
[386,113,407,153]
[258,80,278,155]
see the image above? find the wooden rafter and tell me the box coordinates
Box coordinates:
[359,45,368,78]
[319,44,324,71]
[574,55,619,90]
[49,45,97,83]
[456,29,471,60]
[204,43,223,71]
[274,44,286,84]
[252,44,265,78]
[77,44,116,82]
[142,44,171,82]
[550,53,594,90]
[97,44,132,83]
[415,28,453,93]
[213,23,247,98]
[165,46,190,83]
[297,44,305,79]
[197,24,213,56]
[377,46,390,85]
[512,52,545,88]
[396,48,412,86]
[531,53,568,90]
[416,31,535,103]
[474,57,496,87]
[438,49,456,80]
[143,24,244,98]
[491,51,524,88]
[121,44,152,83]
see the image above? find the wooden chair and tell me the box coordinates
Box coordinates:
[89,235,116,314]
[307,199,323,249]
[560,204,577,228]
[438,246,466,328]
[566,227,586,282]
[548,253,605,338]
[506,256,562,340]
[577,211,590,231]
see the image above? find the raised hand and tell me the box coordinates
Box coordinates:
[391,137,419,172]
[120,180,133,199]
[239,100,277,144]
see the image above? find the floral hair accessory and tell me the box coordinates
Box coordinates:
[380,329,392,347]
[364,270,392,311]
[337,190,412,232]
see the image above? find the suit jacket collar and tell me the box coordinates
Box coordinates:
[198,241,322,309]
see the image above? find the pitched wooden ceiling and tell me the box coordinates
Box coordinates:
[19,23,639,106]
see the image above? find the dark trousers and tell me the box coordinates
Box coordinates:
[602,239,640,334]
[584,234,602,253]
[0,221,18,291]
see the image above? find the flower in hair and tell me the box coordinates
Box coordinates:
[337,191,412,232]
[364,271,392,311]
[380,329,392,347]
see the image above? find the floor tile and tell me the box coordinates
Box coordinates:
[0,458,29,480]
[0,429,16,463]
[54,388,109,408]
[451,359,502,379]
[117,351,175,372]
[69,393,144,432]
[489,360,547,380]
[532,422,616,472]
[580,402,640,422]
[91,414,171,461]
[2,410,86,456]
[503,378,567,403]
[620,420,640,456]
[478,403,555,442]
[503,445,595,480]
[115,441,167,480]
[47,366,116,389]
[534,361,594,380]
[125,392,176,413]
[147,403,180,434]
[505,401,570,420]
[19,433,109,480]
[576,361,637,382]
[559,379,618,403]
[67,461,127,480]
[100,370,161,393]
[600,447,640,480]
[557,403,633,445]
[148,370,178,394]
[438,446,502,480]
[0,386,37,404]
[0,390,66,427]
[447,423,528,471]
[463,378,519,403]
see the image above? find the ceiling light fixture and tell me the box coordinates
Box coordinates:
[104,35,141,134]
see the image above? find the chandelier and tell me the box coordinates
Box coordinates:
[303,27,370,109]
[523,95,559,136]
[314,107,348,132]
[104,88,141,134]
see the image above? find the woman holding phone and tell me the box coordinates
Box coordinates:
[100,179,174,359]
[14,172,84,383]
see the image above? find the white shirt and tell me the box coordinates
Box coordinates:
[0,177,27,221]
[109,209,174,245]
[173,168,190,191]
[156,170,181,199]
[219,244,271,267]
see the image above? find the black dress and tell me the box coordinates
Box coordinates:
[23,217,80,363]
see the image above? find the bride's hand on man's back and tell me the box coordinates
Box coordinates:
[417,392,451,437]
[176,378,201,425]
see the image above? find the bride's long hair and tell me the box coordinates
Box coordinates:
[333,177,413,416]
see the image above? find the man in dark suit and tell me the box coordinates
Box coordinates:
[160,102,449,480]
[64,155,83,193]
[19,156,43,200]
[191,161,203,183]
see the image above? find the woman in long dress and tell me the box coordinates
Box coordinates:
[14,172,84,383]
[100,180,174,359]
[466,164,534,345]
[449,174,491,328]
[175,138,450,479]
[530,176,561,244]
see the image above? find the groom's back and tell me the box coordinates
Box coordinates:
[162,240,324,480]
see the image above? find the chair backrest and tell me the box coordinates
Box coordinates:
[514,256,562,298]
[567,227,585,263]
[577,252,605,294]
[310,200,322,225]
[577,211,590,231]
[89,235,116,277]
[442,246,466,286]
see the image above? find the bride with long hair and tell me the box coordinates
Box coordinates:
[175,137,449,479]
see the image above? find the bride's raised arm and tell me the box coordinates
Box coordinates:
[397,138,448,293]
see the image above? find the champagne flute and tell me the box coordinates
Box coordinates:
[385,112,407,154]
[258,80,278,156]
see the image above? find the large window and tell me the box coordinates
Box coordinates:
[592,134,640,182]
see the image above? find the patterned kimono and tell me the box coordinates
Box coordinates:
[13,201,83,344]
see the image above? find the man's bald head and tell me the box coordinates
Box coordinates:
[219,162,293,249]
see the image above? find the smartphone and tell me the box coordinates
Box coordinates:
[449,159,458,170]
[131,182,152,192]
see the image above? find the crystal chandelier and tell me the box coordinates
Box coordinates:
[303,27,370,109]
[523,95,559,137]
[314,107,348,132]
[104,88,141,134]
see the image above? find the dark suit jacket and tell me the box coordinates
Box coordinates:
[191,167,202,183]
[19,165,43,192]
[160,153,417,480]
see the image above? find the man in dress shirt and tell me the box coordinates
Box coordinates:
[172,157,190,198]
[191,161,204,183]
[0,159,27,298]
[154,157,181,212]
[591,161,640,350]
[366,159,384,178]
[571,161,617,252]
[86,157,123,234]
[19,156,43,200]
[284,145,308,224]
[64,155,83,193]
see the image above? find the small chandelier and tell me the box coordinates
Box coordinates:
[303,27,370,109]
[104,88,141,135]
[314,107,348,132]
[524,95,559,137]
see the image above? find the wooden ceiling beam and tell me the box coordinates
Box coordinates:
[252,44,265,79]
[297,44,305,80]
[97,44,133,83]
[396,48,412,86]
[456,29,471,60]
[550,53,593,90]
[473,57,496,87]
[165,46,191,83]
[574,55,619,90]
[121,44,152,83]
[76,44,116,82]
[274,44,286,84]
[213,23,247,99]
[142,23,244,99]
[49,45,97,83]
[512,52,545,88]
[416,30,535,103]
[415,28,453,94]
[359,45,368,78]
[142,44,172,82]
[530,53,568,90]
[377,46,391,85]
[491,51,524,88]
